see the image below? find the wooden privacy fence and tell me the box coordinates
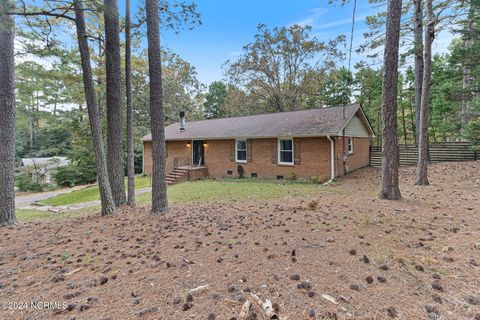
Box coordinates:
[370,142,478,167]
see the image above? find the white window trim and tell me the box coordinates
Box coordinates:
[235,138,248,163]
[348,137,354,154]
[278,138,294,166]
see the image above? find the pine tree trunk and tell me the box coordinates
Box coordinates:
[413,0,424,145]
[0,0,16,226]
[380,0,402,200]
[104,0,126,206]
[461,2,475,134]
[125,0,135,206]
[146,0,169,214]
[408,94,416,142]
[73,0,116,216]
[416,0,435,186]
[399,80,408,144]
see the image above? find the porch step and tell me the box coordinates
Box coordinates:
[165,168,188,186]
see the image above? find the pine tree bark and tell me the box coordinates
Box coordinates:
[0,0,17,226]
[146,0,169,214]
[414,0,424,145]
[461,2,475,134]
[416,0,435,186]
[104,0,126,206]
[73,0,116,216]
[399,79,408,144]
[125,0,135,206]
[380,0,403,200]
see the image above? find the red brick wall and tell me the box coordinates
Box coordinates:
[143,136,371,180]
[203,137,330,180]
[143,142,152,175]
[333,137,370,176]
[143,140,190,175]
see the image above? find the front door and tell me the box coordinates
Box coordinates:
[192,140,204,166]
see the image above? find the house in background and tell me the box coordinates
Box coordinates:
[142,104,374,184]
[19,157,70,185]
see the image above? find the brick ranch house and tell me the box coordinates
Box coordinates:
[142,104,374,184]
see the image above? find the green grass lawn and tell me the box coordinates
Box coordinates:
[20,178,326,222]
[42,177,324,207]
[39,176,152,206]
[140,179,325,204]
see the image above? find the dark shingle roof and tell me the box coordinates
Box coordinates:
[143,104,370,141]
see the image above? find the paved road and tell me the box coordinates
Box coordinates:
[15,186,86,207]
[16,187,152,212]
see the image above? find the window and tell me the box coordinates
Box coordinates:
[348,138,354,154]
[235,139,247,163]
[278,139,294,165]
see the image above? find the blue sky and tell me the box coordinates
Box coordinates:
[127,0,384,85]
[19,0,455,86]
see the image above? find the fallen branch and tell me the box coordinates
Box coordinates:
[239,300,252,319]
[250,293,280,320]
[188,284,209,294]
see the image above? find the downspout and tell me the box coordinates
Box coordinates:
[324,135,335,185]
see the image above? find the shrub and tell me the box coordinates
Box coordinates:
[53,166,78,187]
[310,176,323,184]
[237,165,245,178]
[286,171,297,181]
[16,173,43,192]
[53,162,97,188]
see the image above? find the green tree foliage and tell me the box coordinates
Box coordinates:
[225,24,345,112]
[53,117,97,187]
[464,117,480,148]
[354,64,382,143]
[16,173,43,192]
[204,81,228,119]
[319,67,353,106]
[132,49,204,129]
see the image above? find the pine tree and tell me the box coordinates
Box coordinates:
[146,0,169,214]
[73,0,116,216]
[380,0,403,200]
[125,0,135,206]
[0,0,17,226]
[104,0,126,206]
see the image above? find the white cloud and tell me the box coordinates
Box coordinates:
[14,37,55,68]
[291,7,329,27]
[433,29,457,55]
[228,51,242,57]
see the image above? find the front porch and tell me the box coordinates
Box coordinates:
[165,157,208,185]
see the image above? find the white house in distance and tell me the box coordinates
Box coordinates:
[19,157,70,185]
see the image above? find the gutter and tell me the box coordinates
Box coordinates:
[324,135,335,185]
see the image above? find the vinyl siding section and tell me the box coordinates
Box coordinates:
[344,115,370,137]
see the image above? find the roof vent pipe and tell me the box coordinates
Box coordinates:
[179,111,186,131]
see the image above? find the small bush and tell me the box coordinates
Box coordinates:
[16,173,43,192]
[286,171,297,181]
[53,166,78,187]
[237,165,245,178]
[310,176,322,184]
[54,163,97,188]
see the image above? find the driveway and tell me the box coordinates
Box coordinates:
[15,186,86,209]
[16,187,152,212]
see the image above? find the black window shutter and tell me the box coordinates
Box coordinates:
[230,140,235,162]
[247,139,253,162]
[271,140,278,164]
